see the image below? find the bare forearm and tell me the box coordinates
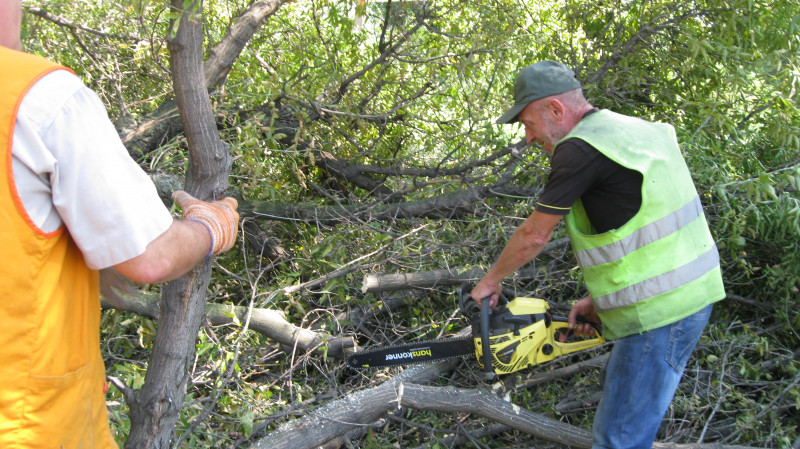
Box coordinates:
[113,191,239,285]
[113,220,212,284]
[481,211,561,286]
[484,226,549,284]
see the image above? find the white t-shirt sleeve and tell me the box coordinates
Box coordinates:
[13,70,173,269]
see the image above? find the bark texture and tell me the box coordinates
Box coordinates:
[124,2,233,447]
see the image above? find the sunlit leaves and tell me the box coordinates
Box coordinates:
[27,0,800,445]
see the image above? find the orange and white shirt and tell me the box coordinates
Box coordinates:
[11,66,172,269]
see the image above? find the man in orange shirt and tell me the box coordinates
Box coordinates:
[0,0,239,446]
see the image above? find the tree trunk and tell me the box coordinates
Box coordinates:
[255,344,758,449]
[124,1,232,447]
[240,183,543,224]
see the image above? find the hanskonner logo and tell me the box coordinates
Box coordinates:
[385,347,432,361]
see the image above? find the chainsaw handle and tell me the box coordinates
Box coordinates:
[480,298,495,381]
[550,319,605,355]
[458,282,508,317]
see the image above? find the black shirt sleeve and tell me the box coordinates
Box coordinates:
[535,138,643,234]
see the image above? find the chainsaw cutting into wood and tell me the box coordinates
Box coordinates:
[347,284,606,379]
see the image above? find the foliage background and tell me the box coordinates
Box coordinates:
[20,0,800,447]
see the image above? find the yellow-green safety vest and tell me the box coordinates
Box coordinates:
[562,110,725,340]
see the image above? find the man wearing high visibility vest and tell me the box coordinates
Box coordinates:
[471,61,725,448]
[0,0,239,447]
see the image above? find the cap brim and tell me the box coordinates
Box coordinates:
[496,102,527,124]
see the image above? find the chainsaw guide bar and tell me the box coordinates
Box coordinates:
[346,336,474,370]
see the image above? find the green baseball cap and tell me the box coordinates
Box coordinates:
[496,61,581,124]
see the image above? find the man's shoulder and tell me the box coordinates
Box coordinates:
[26,70,85,104]
[19,70,89,132]
[553,137,601,161]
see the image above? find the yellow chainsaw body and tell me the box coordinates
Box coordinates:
[473,296,605,375]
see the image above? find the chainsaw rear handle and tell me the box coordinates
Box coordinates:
[549,318,605,355]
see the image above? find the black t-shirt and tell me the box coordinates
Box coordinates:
[535,110,643,234]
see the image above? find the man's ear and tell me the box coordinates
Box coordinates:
[547,98,565,120]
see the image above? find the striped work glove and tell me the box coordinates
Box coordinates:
[173,190,239,256]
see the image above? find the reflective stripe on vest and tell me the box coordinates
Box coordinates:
[575,195,704,268]
[593,244,720,311]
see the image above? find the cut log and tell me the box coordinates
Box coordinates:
[361,238,571,294]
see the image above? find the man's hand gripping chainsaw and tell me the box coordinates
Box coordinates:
[347,285,605,379]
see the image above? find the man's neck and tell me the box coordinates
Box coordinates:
[564,104,595,131]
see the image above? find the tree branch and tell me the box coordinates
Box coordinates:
[26,6,141,42]
[101,289,354,359]
[254,349,757,449]
[204,0,288,89]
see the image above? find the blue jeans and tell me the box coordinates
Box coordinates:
[592,305,713,449]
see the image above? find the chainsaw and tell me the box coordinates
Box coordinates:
[347,284,606,379]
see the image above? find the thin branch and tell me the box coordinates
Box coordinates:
[26,6,141,42]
